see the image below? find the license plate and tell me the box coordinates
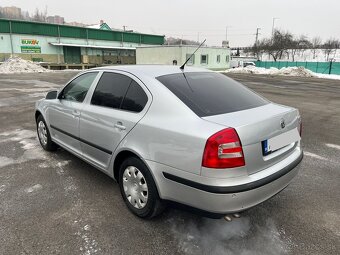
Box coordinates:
[262,128,300,155]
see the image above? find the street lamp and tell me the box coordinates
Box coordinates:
[271,18,279,38]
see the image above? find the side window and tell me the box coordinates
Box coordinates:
[91,72,132,109]
[217,55,221,63]
[121,80,148,112]
[185,53,195,65]
[201,54,208,64]
[61,72,98,103]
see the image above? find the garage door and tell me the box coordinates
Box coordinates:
[63,46,81,64]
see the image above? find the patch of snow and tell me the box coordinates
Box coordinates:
[0,129,47,166]
[56,160,71,176]
[224,66,340,80]
[19,140,36,150]
[323,211,340,236]
[325,143,340,150]
[0,57,51,74]
[25,184,43,193]
[84,225,91,231]
[0,184,7,193]
[64,176,77,193]
[39,162,49,168]
[57,160,71,168]
[0,129,36,142]
[304,151,327,161]
[0,156,15,168]
[76,224,100,255]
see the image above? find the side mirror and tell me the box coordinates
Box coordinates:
[46,90,58,100]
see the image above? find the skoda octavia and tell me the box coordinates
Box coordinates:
[35,66,303,218]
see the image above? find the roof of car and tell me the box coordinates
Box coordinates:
[91,65,212,78]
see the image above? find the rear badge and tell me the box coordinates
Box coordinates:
[280,119,285,129]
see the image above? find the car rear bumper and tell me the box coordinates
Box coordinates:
[146,148,303,214]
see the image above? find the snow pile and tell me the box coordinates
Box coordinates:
[273,66,315,77]
[0,57,50,74]
[224,65,340,80]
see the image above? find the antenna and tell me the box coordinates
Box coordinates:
[180,39,206,70]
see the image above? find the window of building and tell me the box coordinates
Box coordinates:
[185,54,195,65]
[201,54,208,64]
[91,72,131,109]
[60,72,98,103]
[121,80,148,112]
[217,55,221,63]
[226,55,230,63]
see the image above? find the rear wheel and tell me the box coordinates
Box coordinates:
[119,157,164,218]
[36,115,58,151]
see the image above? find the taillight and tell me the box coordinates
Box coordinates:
[202,128,245,169]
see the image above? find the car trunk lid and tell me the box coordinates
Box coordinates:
[202,103,301,175]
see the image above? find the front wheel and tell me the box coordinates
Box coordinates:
[36,115,58,151]
[119,157,164,219]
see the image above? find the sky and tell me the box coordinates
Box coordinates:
[1,0,340,47]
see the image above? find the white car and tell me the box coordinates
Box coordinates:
[35,65,303,218]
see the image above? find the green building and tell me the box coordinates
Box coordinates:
[0,19,164,66]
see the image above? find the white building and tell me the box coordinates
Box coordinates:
[136,45,230,70]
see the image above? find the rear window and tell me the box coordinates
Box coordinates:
[156,72,268,117]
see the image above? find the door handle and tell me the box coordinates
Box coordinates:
[72,110,80,117]
[114,122,126,131]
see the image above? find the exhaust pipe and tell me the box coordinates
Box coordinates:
[224,213,241,222]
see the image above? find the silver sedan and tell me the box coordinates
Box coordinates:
[35,65,303,218]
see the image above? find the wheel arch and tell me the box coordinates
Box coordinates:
[35,110,42,122]
[113,150,141,183]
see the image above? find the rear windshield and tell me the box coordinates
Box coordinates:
[156,72,268,117]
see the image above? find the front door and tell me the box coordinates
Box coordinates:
[48,72,99,155]
[79,71,150,170]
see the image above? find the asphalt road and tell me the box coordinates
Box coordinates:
[0,71,339,255]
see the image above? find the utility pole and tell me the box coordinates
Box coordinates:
[254,28,261,59]
[123,25,127,31]
[271,18,279,38]
[255,28,261,46]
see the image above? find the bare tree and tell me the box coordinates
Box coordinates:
[311,37,322,59]
[265,30,293,61]
[323,38,339,61]
[32,7,47,22]
[298,35,312,60]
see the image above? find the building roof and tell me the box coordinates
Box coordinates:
[0,18,164,45]
[86,22,111,30]
[49,42,135,50]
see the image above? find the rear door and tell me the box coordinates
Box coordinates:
[48,72,99,155]
[79,71,150,170]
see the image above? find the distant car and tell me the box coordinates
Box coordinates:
[243,61,256,67]
[35,65,303,219]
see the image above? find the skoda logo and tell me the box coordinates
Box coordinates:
[280,119,286,129]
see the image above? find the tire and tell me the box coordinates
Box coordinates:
[36,115,58,151]
[119,157,164,219]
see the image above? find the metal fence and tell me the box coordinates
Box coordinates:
[255,61,340,75]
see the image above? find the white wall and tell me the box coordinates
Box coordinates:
[136,46,230,70]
